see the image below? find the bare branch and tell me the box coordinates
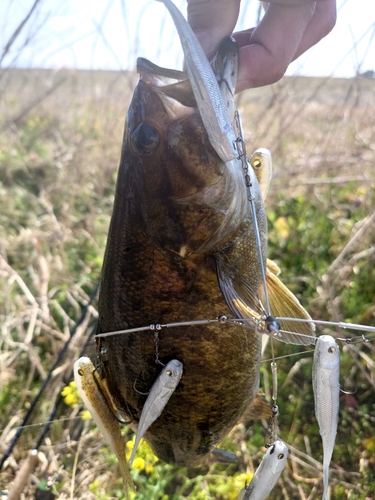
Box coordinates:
[0,0,42,67]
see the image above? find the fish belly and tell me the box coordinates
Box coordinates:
[98,229,261,465]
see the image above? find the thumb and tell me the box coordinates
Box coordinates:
[187,0,241,58]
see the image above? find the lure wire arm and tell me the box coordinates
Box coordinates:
[95,316,375,344]
[234,110,271,318]
[234,108,282,444]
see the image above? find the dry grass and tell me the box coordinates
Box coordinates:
[0,68,374,499]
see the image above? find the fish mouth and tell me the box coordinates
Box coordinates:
[137,58,194,106]
[137,57,197,120]
[137,33,239,162]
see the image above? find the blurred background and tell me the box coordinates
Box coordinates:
[1,0,375,77]
[0,1,374,499]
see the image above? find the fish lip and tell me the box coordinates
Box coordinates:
[137,57,187,84]
[136,59,197,121]
[137,57,188,87]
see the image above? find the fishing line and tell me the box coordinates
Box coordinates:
[261,350,314,364]
[0,417,83,435]
[0,283,99,471]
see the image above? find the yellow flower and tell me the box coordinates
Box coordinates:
[64,393,77,405]
[132,457,145,471]
[81,410,92,421]
[146,452,158,464]
[89,479,99,493]
[145,463,154,474]
[61,381,80,406]
[61,386,72,397]
[126,439,135,451]
[233,472,253,492]
[274,217,290,239]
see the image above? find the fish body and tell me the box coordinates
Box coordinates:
[129,359,183,465]
[95,0,314,466]
[313,335,340,500]
[97,36,267,466]
[239,440,288,499]
[73,357,135,498]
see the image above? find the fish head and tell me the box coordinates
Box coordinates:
[127,61,224,200]
[122,41,250,258]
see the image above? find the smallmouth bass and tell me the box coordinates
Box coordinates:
[94,1,315,467]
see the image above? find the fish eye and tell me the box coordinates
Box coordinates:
[78,368,84,376]
[328,346,336,354]
[277,453,285,460]
[131,122,159,156]
[166,370,172,376]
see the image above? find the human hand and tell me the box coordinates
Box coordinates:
[187,0,337,92]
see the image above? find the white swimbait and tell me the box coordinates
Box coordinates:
[238,440,288,499]
[313,335,340,500]
[74,357,135,499]
[129,359,183,466]
[156,0,237,162]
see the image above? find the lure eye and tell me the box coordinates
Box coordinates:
[166,370,172,376]
[78,368,84,376]
[277,453,285,460]
[328,346,336,354]
[251,157,262,169]
[131,122,160,156]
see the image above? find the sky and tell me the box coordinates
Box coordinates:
[1,0,375,78]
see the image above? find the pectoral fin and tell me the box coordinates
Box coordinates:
[242,393,273,421]
[266,258,281,276]
[216,257,264,328]
[260,270,316,345]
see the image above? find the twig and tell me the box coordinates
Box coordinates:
[0,255,37,306]
[326,211,375,276]
[70,424,86,500]
[0,0,42,66]
[7,449,39,500]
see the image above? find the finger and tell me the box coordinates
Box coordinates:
[293,0,336,59]
[187,0,241,59]
[234,2,317,91]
